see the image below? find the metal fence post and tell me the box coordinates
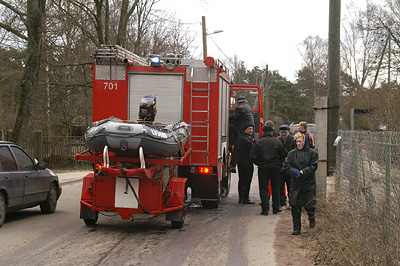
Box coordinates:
[353,132,359,202]
[336,138,342,192]
[385,133,392,252]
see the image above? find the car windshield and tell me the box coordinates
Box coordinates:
[230,89,259,111]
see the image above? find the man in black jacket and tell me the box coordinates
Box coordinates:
[278,124,295,207]
[250,126,287,215]
[229,96,254,173]
[235,124,255,204]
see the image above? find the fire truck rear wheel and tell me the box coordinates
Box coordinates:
[221,151,231,197]
[84,211,99,226]
[201,199,220,209]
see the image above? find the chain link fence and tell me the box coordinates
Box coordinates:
[330,130,400,264]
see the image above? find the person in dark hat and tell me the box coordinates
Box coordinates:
[250,125,287,215]
[265,120,280,138]
[278,124,295,208]
[235,124,255,204]
[229,96,255,173]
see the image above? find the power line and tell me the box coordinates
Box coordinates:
[149,13,200,25]
[208,36,233,64]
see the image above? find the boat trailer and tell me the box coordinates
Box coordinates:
[75,147,190,228]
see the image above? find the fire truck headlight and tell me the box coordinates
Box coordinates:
[150,56,161,66]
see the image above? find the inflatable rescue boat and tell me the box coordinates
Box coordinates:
[85,117,190,157]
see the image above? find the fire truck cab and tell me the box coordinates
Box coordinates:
[91,45,231,208]
[229,84,264,145]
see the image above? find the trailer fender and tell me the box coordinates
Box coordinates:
[80,204,97,220]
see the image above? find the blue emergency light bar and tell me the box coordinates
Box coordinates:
[150,56,161,66]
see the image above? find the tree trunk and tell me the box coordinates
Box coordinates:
[12,0,46,147]
[94,0,104,45]
[117,0,139,47]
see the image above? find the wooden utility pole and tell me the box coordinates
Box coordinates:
[327,0,341,173]
[202,16,207,59]
[262,65,269,120]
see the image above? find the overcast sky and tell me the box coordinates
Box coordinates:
[154,0,370,82]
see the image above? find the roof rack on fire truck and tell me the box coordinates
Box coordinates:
[93,45,148,66]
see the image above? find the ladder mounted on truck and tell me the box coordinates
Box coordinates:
[93,45,148,66]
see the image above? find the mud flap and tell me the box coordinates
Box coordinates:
[80,205,97,220]
[165,208,185,222]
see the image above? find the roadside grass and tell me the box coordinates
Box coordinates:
[307,192,400,265]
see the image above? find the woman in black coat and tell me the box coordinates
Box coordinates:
[282,132,318,235]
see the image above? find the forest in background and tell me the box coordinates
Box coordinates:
[1,0,400,143]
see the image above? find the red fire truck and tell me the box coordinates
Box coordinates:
[89,45,232,208]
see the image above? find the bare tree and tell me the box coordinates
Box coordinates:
[297,35,328,98]
[0,0,47,145]
[230,54,247,84]
[341,2,383,90]
[116,0,139,47]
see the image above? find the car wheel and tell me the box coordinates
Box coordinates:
[40,183,58,214]
[84,212,98,226]
[0,193,6,227]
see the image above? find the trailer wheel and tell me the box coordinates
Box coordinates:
[84,211,98,226]
[170,196,187,229]
[171,209,185,229]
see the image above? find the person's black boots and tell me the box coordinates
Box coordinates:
[292,206,301,235]
[309,218,316,228]
[243,199,255,204]
[228,167,236,173]
[292,224,301,235]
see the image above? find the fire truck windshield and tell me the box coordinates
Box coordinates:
[230,89,259,111]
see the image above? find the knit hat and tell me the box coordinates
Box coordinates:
[263,125,274,132]
[237,96,247,103]
[243,124,254,131]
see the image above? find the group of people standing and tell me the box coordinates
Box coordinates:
[230,96,318,235]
